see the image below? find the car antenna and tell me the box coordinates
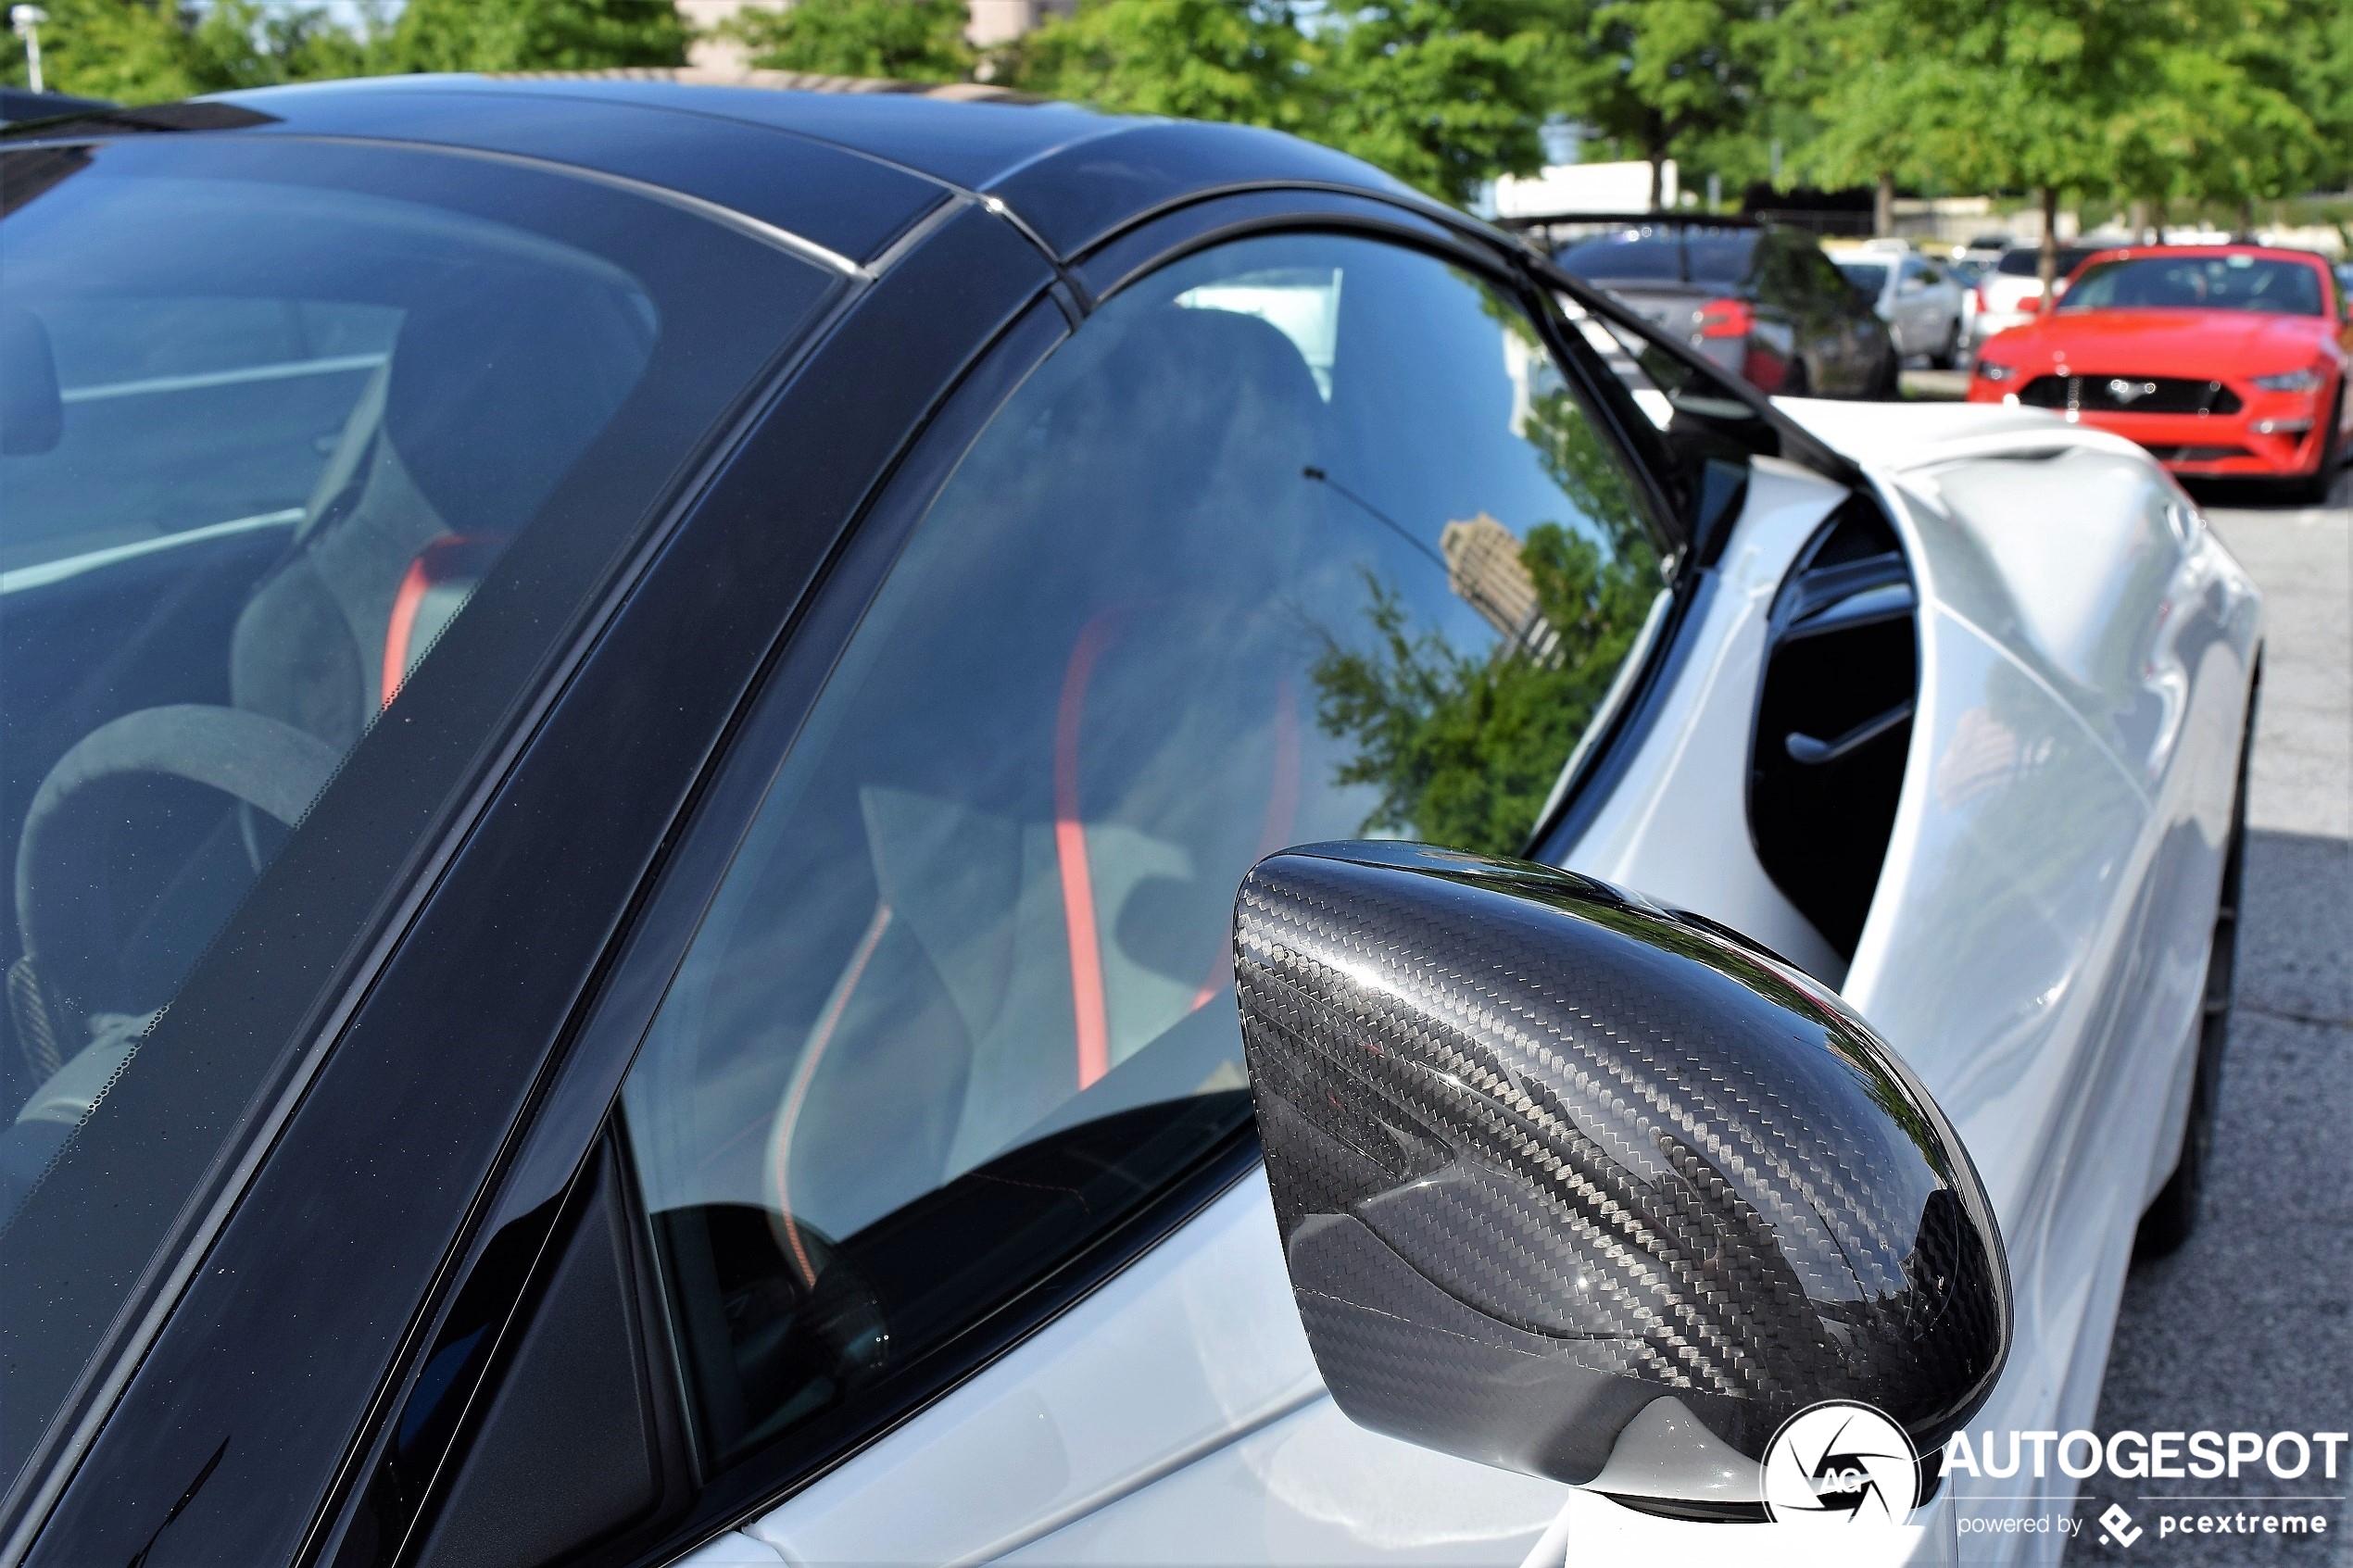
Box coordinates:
[1302,467,1445,571]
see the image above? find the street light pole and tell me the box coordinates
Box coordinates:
[10,6,46,96]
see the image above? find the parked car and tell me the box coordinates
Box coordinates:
[1969,245,2352,499]
[0,80,2259,1568]
[1554,220,1898,398]
[1831,245,1968,366]
[1971,244,2100,348]
[1954,233,2013,269]
[1947,255,1991,351]
[0,88,114,125]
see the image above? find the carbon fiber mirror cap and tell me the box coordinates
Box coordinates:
[1234,841,2009,1516]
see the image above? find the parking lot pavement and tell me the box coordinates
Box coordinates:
[1900,367,1974,401]
[2068,470,2353,1563]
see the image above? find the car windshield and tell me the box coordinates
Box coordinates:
[1555,232,1755,285]
[2057,255,2325,316]
[1836,261,1891,294]
[0,132,832,1497]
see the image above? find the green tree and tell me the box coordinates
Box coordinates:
[0,0,204,102]
[1014,0,1309,126]
[1567,0,1771,211]
[1015,0,1574,205]
[2150,0,2333,224]
[0,0,383,103]
[1308,1,1574,204]
[386,0,689,74]
[720,0,975,84]
[1771,0,1937,234]
[186,0,383,89]
[1853,0,2213,292]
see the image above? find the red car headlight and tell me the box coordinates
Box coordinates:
[2250,368,2327,394]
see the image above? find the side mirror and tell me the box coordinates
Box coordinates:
[1235,843,2008,1520]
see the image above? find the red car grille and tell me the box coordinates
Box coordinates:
[2017,375,2243,415]
[2143,444,2253,462]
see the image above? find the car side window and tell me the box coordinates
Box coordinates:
[1809,247,1857,301]
[1755,233,1803,301]
[615,232,1667,1476]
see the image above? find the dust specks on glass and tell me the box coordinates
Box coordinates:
[621,232,1666,1472]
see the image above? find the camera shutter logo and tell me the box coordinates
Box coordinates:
[1761,1401,1922,1524]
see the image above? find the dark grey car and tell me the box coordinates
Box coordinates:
[1556,223,1897,399]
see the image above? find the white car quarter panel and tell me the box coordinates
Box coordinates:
[1839,432,2257,1563]
[1562,455,1850,983]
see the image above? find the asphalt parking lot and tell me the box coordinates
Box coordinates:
[2066,466,2353,1563]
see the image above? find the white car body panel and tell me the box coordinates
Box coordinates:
[730,401,2259,1567]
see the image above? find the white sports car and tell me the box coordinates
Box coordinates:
[0,82,2256,1568]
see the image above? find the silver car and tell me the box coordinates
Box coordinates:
[1835,249,1967,367]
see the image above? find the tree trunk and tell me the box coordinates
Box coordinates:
[1874,171,1895,238]
[2127,198,2148,244]
[1648,155,1665,213]
[2038,187,2060,307]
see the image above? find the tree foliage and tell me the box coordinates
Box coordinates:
[1779,0,2331,274]
[0,0,687,104]
[719,0,975,84]
[1567,0,1770,209]
[1310,1,1573,202]
[1013,0,1573,204]
[385,0,690,74]
[1015,0,1309,126]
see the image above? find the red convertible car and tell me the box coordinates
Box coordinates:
[1969,245,2351,499]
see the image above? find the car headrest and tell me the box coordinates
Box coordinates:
[380,278,656,537]
[1059,305,1326,486]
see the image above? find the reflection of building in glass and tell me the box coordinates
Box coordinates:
[1441,512,1560,664]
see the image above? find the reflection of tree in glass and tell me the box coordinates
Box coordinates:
[1311,388,1663,856]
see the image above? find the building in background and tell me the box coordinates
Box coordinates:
[679,0,1070,72]
[1491,160,1680,220]
[1441,513,1559,664]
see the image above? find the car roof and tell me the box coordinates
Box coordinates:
[6,74,1425,270]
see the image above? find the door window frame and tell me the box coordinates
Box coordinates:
[333,194,1730,1568]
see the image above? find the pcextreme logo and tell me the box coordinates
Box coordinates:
[1762,1401,1922,1524]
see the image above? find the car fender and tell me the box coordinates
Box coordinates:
[1793,400,2260,1558]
